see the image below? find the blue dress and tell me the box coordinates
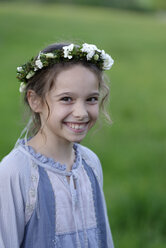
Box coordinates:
[0,139,114,248]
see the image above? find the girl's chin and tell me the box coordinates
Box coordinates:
[67,134,86,143]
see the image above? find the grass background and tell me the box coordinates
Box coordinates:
[0,3,166,247]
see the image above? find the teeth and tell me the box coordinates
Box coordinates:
[68,123,86,130]
[74,124,78,129]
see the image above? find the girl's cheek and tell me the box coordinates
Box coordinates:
[55,105,72,117]
[94,105,99,117]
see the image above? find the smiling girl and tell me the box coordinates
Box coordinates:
[0,42,114,248]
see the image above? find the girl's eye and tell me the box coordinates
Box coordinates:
[87,97,98,103]
[60,97,72,102]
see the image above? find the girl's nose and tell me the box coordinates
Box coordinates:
[73,101,88,120]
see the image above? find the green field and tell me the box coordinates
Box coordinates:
[0,3,166,247]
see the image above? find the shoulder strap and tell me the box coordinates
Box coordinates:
[77,144,103,188]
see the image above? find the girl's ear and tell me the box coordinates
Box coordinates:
[27,90,43,113]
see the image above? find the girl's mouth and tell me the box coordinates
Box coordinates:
[64,122,89,133]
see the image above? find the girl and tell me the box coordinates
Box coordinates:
[0,42,114,248]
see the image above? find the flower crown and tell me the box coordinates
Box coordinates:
[17,43,114,92]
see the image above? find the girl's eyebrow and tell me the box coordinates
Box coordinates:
[88,92,100,96]
[55,91,100,97]
[55,92,73,97]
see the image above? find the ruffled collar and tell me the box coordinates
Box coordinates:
[19,139,81,172]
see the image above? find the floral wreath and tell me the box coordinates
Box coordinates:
[17,43,114,92]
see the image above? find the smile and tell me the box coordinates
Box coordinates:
[64,122,89,133]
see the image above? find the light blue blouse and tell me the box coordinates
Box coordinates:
[0,139,114,248]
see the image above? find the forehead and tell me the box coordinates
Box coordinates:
[53,65,99,94]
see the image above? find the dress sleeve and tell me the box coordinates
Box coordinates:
[0,150,29,248]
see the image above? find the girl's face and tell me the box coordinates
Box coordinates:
[39,64,99,144]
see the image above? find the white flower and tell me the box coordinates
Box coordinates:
[35,59,43,70]
[26,71,35,79]
[45,53,56,59]
[17,66,23,72]
[81,43,101,60]
[19,82,26,93]
[101,50,114,70]
[63,44,74,59]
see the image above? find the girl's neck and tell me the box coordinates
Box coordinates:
[28,131,75,172]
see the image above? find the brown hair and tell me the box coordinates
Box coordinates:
[24,43,111,135]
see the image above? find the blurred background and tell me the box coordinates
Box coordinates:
[0,0,166,247]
